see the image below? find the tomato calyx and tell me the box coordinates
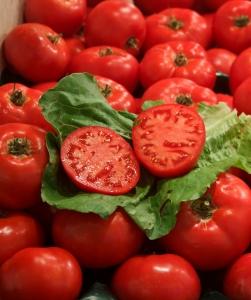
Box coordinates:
[175,94,193,106]
[126,36,139,50]
[9,88,25,106]
[174,53,188,67]
[166,17,184,31]
[234,15,250,28]
[191,195,215,219]
[99,84,112,98]
[99,47,113,57]
[47,34,62,44]
[8,138,31,156]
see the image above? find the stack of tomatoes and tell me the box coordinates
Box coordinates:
[1,0,251,299]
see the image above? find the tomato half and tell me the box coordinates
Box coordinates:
[160,173,251,270]
[233,77,251,115]
[61,126,140,195]
[53,209,145,268]
[112,254,201,300]
[207,48,236,76]
[132,104,206,177]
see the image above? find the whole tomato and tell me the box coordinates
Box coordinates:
[0,123,48,210]
[68,46,139,92]
[160,173,251,270]
[32,81,57,93]
[217,93,234,109]
[24,0,87,36]
[140,41,216,89]
[0,212,44,265]
[0,247,82,300]
[85,0,146,56]
[143,8,211,51]
[112,254,201,300]
[224,253,251,300]
[213,0,251,54]
[95,75,137,113]
[0,83,54,132]
[3,23,70,83]
[207,48,236,76]
[52,209,145,268]
[233,77,251,115]
[141,78,218,111]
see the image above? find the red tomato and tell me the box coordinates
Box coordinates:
[68,46,139,92]
[24,0,87,36]
[202,0,233,11]
[230,47,251,93]
[160,173,251,270]
[112,254,201,300]
[141,78,218,111]
[0,247,82,300]
[233,77,251,115]
[132,104,206,177]
[95,76,137,113]
[0,83,53,132]
[61,126,140,195]
[140,41,216,89]
[32,81,57,93]
[0,212,44,265]
[3,23,70,83]
[52,209,145,268]
[0,123,48,210]
[65,36,85,58]
[207,48,236,76]
[213,0,251,54]
[85,0,146,56]
[134,0,195,15]
[224,253,251,299]
[143,8,211,51]
[203,13,215,47]
[217,93,234,109]
[87,0,133,7]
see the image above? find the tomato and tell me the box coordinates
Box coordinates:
[202,0,232,11]
[61,126,140,195]
[3,23,70,83]
[0,212,44,265]
[0,83,54,132]
[207,48,236,76]
[203,13,215,47]
[24,0,87,36]
[85,0,146,56]
[233,77,251,115]
[223,253,251,300]
[52,209,145,268]
[213,0,251,54]
[141,78,218,111]
[160,173,251,271]
[217,93,233,109]
[230,47,251,93]
[112,254,201,300]
[143,8,211,51]
[95,75,137,113]
[0,123,48,210]
[32,81,57,93]
[68,46,139,92]
[132,104,205,177]
[87,0,133,7]
[140,41,216,89]
[0,247,82,300]
[134,0,195,15]
[65,36,85,57]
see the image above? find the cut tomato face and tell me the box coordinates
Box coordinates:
[132,104,205,178]
[61,126,140,195]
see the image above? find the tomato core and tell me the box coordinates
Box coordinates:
[191,196,215,219]
[175,94,193,106]
[234,15,250,28]
[167,17,184,31]
[8,138,31,156]
[9,89,25,106]
[174,53,188,67]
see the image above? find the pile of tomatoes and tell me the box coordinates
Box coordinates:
[1,0,251,299]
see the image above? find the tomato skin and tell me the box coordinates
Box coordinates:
[214,0,251,54]
[32,81,57,93]
[233,77,251,115]
[140,41,216,89]
[144,8,211,51]
[68,46,139,92]
[202,0,233,11]
[207,48,236,76]
[132,104,206,178]
[24,0,87,36]
[95,76,137,113]
[4,23,70,83]
[112,254,201,300]
[217,93,234,109]
[0,212,44,265]
[0,247,82,300]
[52,209,145,268]
[85,0,146,56]
[160,173,251,271]
[141,78,218,111]
[223,253,251,300]
[0,123,48,210]
[65,36,85,57]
